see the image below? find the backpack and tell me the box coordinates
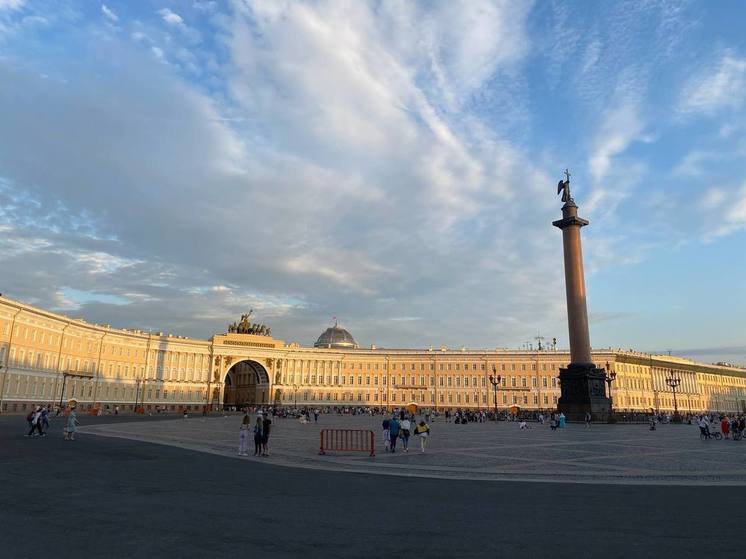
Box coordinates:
[26,411,34,422]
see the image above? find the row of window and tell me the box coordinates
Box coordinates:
[279,390,560,406]
[276,373,560,388]
[288,360,564,373]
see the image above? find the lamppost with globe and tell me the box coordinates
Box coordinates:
[489,366,501,421]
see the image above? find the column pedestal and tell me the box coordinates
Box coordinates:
[557,364,610,422]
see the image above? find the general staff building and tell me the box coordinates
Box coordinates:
[1,295,744,415]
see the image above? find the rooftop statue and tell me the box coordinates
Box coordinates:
[557,168,573,204]
[228,309,271,336]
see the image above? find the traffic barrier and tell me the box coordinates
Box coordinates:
[319,429,375,457]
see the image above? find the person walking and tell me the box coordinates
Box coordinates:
[414,420,430,452]
[238,412,251,456]
[25,407,41,437]
[64,406,79,441]
[400,416,411,452]
[584,411,591,428]
[261,413,272,456]
[253,415,264,456]
[559,412,566,428]
[388,415,400,452]
[382,417,391,452]
[40,406,50,436]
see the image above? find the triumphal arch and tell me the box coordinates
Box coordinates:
[211,311,285,408]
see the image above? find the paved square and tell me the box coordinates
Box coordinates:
[4,414,746,558]
[81,414,746,485]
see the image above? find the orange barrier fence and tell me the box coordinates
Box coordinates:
[319,429,375,457]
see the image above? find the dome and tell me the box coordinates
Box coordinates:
[314,324,359,349]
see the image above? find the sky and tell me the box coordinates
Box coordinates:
[0,1,744,365]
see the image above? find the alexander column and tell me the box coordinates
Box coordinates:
[553,169,611,421]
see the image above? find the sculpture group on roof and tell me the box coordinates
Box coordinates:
[228,309,271,337]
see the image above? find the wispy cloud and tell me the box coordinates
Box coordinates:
[679,51,746,116]
[101,4,118,23]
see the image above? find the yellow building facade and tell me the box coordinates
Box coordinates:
[1,295,745,415]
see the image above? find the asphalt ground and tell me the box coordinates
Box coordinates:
[1,414,744,558]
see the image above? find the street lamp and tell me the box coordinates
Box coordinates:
[134,378,143,411]
[604,361,617,412]
[489,365,501,421]
[292,384,299,409]
[57,370,79,409]
[665,370,681,419]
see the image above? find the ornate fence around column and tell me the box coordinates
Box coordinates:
[319,429,375,457]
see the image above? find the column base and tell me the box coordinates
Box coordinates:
[557,363,612,422]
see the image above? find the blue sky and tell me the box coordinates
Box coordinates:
[0,1,744,364]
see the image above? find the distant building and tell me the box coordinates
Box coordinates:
[0,295,744,414]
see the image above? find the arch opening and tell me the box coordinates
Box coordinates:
[222,360,270,408]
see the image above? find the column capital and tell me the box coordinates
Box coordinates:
[552,215,589,229]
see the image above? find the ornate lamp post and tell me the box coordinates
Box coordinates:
[489,365,501,421]
[134,378,143,411]
[604,361,617,412]
[57,370,73,409]
[665,370,681,419]
[292,384,299,409]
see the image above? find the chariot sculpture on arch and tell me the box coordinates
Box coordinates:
[227,309,272,337]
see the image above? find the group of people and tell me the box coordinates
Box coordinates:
[238,409,272,456]
[381,412,430,453]
[697,414,746,439]
[25,405,50,437]
[549,412,567,430]
[25,403,79,440]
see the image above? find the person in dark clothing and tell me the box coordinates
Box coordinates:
[261,415,272,456]
[253,415,263,456]
[388,416,400,452]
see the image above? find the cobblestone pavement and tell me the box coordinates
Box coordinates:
[3,414,746,558]
[80,414,746,485]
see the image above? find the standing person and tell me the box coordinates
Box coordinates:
[262,414,272,456]
[388,415,400,452]
[559,412,566,428]
[64,406,79,441]
[238,412,251,456]
[253,415,264,456]
[584,411,591,428]
[400,416,411,452]
[721,416,730,439]
[314,409,319,423]
[382,417,391,452]
[414,420,430,452]
[114,405,119,415]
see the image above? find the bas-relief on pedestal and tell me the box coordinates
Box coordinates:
[553,170,612,421]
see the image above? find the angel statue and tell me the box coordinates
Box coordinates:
[557,168,572,203]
